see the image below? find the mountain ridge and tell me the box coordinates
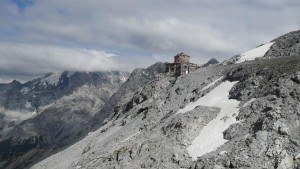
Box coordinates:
[0,70,130,169]
[222,29,300,65]
[31,29,300,169]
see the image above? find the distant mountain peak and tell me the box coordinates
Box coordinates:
[0,70,131,168]
[208,58,218,63]
[41,72,63,86]
[203,58,219,67]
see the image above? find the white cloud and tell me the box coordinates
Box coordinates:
[0,0,299,82]
[0,43,132,77]
[0,77,16,84]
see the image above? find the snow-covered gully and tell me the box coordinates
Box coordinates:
[236,42,274,63]
[178,80,240,160]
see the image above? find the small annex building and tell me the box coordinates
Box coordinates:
[166,52,198,76]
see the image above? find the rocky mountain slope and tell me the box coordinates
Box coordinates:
[0,71,130,169]
[31,30,300,169]
[93,62,166,127]
[222,30,300,65]
[264,30,300,58]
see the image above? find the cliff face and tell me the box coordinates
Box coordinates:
[31,30,300,169]
[0,71,130,169]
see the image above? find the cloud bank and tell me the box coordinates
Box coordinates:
[0,0,299,82]
[0,43,155,82]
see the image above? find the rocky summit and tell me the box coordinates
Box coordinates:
[25,30,300,169]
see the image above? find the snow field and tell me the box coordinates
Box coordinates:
[236,42,274,63]
[178,81,240,160]
[42,72,62,86]
[200,76,224,91]
[119,72,127,82]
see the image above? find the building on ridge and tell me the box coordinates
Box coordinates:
[166,52,198,76]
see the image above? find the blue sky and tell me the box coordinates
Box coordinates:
[0,0,299,82]
[12,0,34,10]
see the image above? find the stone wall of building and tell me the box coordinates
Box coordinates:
[174,55,190,63]
[167,52,198,76]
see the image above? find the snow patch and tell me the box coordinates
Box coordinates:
[201,76,224,91]
[67,71,75,78]
[142,71,149,76]
[21,87,30,94]
[119,72,127,82]
[236,42,274,63]
[25,101,32,109]
[42,72,62,86]
[178,81,240,160]
[219,151,227,155]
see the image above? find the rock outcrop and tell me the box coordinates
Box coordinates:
[222,29,300,65]
[264,30,300,58]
